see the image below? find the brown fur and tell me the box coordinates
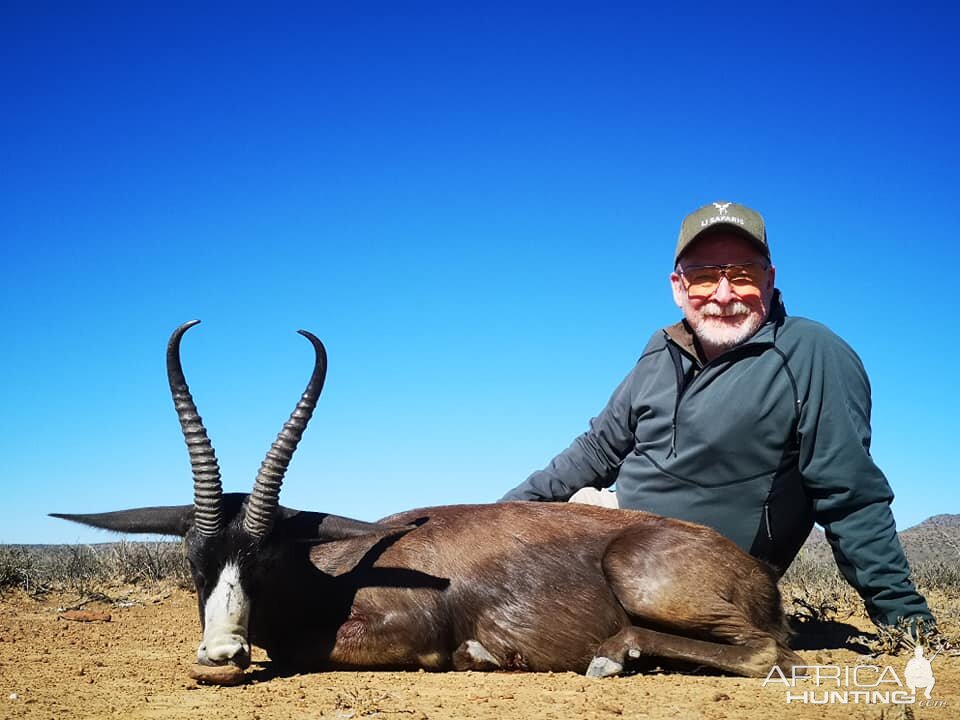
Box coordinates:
[288,502,801,676]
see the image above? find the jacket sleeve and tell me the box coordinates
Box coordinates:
[796,329,933,627]
[500,362,641,502]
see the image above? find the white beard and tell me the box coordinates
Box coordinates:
[689,300,765,355]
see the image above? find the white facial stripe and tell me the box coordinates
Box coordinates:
[205,563,247,624]
[198,562,251,665]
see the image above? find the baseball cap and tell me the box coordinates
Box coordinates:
[675,201,769,264]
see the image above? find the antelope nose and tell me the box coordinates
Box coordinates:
[197,636,251,669]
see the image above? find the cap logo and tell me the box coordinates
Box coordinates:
[700,205,746,229]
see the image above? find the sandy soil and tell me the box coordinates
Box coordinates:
[1,585,956,720]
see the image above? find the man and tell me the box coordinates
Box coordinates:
[501,201,932,629]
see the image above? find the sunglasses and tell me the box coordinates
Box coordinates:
[676,262,769,299]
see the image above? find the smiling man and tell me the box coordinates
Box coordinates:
[501,201,933,630]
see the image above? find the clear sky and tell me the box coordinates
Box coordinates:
[2,3,957,544]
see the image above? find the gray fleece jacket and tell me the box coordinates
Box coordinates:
[502,291,932,627]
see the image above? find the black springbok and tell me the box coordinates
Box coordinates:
[53,321,802,678]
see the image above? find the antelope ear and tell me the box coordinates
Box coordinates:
[275,508,414,542]
[306,526,416,577]
[50,506,194,537]
[274,508,420,577]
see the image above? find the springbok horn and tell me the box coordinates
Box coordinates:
[167,320,223,537]
[243,330,327,538]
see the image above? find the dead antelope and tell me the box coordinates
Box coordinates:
[53,321,802,680]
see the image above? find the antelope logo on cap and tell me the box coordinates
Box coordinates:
[700,201,745,229]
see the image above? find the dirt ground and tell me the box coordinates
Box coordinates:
[1,585,956,720]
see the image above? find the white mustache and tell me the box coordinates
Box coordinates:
[700,301,752,318]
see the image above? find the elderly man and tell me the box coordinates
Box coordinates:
[501,201,932,629]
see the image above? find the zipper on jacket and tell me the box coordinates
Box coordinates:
[665,343,686,457]
[763,501,773,541]
[663,329,778,458]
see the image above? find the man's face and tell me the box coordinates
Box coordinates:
[670,232,776,360]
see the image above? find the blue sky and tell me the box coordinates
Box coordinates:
[2,3,957,544]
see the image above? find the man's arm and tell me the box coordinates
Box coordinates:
[500,363,641,502]
[796,328,933,627]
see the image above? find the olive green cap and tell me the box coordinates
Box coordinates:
[675,201,769,264]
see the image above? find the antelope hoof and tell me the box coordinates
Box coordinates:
[586,656,623,678]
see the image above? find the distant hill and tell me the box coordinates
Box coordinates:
[798,513,960,565]
[909,513,960,529]
[899,513,960,564]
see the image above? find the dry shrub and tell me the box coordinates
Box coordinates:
[850,614,959,664]
[109,541,191,586]
[0,541,191,598]
[0,546,36,593]
[781,547,960,655]
[780,549,861,623]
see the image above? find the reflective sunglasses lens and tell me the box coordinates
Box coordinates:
[726,264,766,286]
[682,264,766,298]
[682,268,720,297]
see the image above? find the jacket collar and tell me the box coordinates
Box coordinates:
[663,290,787,365]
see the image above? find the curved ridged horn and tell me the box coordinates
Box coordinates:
[167,320,223,537]
[243,330,327,538]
